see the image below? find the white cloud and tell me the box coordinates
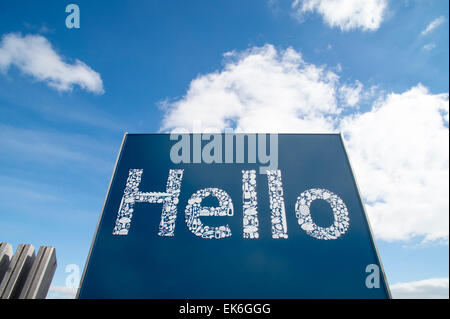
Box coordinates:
[160,45,449,243]
[162,45,340,133]
[47,286,77,299]
[391,278,449,299]
[339,80,363,107]
[292,0,387,31]
[421,16,445,36]
[0,33,103,94]
[341,85,449,242]
[422,43,436,51]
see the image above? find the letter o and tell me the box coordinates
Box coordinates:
[295,188,350,240]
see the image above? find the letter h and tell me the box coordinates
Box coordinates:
[112,169,184,236]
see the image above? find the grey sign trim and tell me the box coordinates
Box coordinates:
[339,133,392,299]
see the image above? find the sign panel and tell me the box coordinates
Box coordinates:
[77,133,390,298]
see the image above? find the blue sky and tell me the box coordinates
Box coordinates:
[0,0,448,298]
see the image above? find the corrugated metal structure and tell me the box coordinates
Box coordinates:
[0,242,56,299]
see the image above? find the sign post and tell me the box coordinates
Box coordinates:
[77,133,390,299]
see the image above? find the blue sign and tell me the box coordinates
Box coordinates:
[77,133,390,298]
